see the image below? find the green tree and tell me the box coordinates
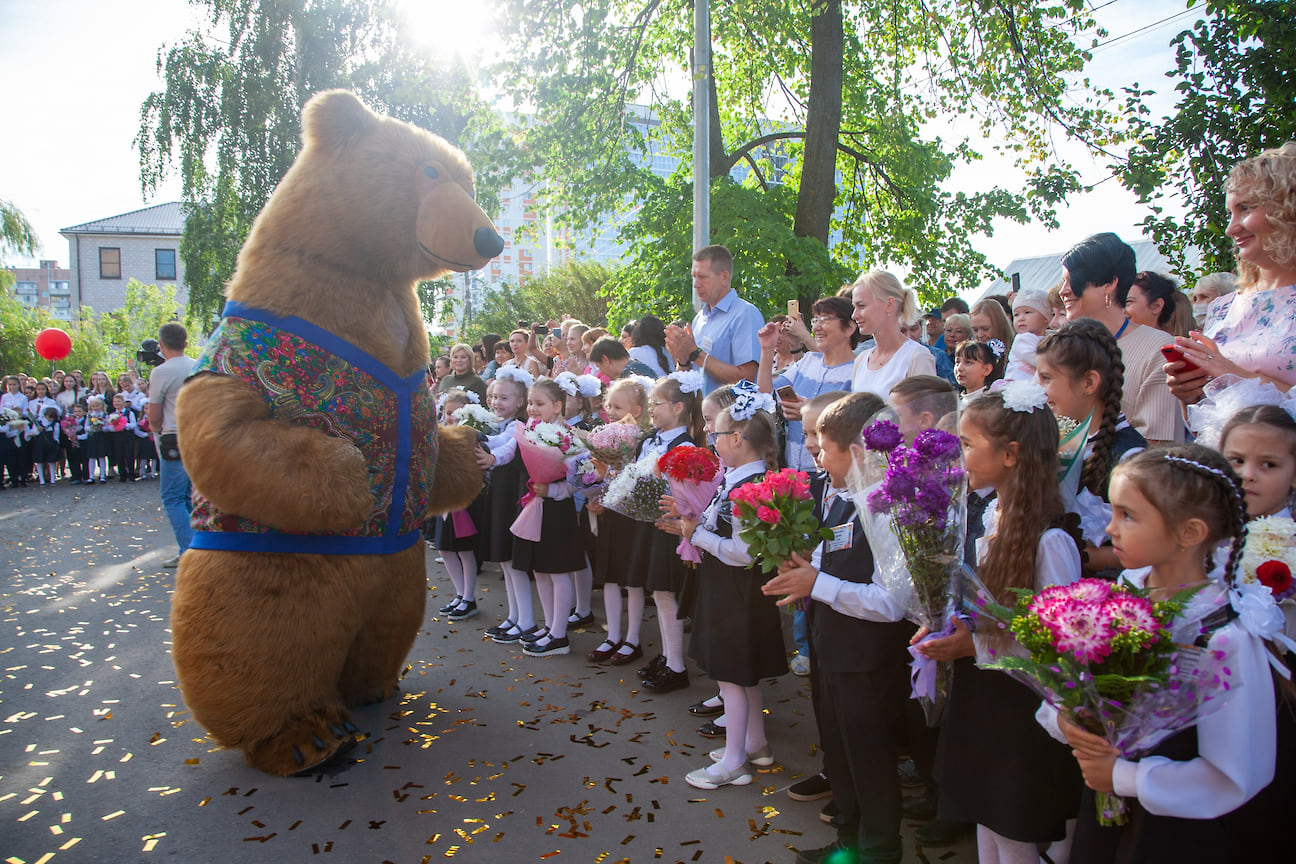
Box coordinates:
[1,198,40,290]
[0,292,106,377]
[96,279,187,376]
[465,261,615,343]
[1114,1,1296,277]
[491,0,1119,309]
[137,0,514,329]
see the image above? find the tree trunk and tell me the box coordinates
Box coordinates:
[790,0,843,309]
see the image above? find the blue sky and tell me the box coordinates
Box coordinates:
[0,0,1201,282]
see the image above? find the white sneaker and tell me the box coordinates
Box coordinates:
[162,555,181,568]
[790,654,811,677]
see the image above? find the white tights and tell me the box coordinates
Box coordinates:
[440,550,477,604]
[534,572,573,639]
[602,584,644,647]
[572,563,593,617]
[652,591,685,672]
[715,681,767,773]
[976,825,1050,864]
[501,563,534,631]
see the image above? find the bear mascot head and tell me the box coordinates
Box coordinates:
[170,90,500,775]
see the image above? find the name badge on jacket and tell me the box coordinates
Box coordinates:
[827,521,854,554]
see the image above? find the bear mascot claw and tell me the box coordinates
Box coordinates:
[170,90,501,776]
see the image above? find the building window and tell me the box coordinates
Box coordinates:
[49,281,70,295]
[99,247,121,279]
[14,281,38,306]
[155,248,177,281]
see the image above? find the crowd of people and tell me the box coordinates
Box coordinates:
[424,142,1296,864]
[1,366,159,488]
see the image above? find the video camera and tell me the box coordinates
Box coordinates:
[136,339,165,368]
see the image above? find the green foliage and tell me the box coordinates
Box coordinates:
[492,0,1116,299]
[1114,1,1296,278]
[96,280,191,377]
[0,292,106,377]
[465,262,615,344]
[137,0,517,330]
[1,198,41,290]
[607,175,855,323]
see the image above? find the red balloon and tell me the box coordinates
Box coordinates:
[35,328,73,361]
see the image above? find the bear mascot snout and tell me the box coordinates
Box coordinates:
[170,90,499,775]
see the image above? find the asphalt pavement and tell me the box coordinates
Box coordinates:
[1,480,974,863]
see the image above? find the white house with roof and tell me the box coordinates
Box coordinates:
[59,202,187,315]
[976,240,1204,302]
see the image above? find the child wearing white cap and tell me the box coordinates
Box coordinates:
[1003,287,1052,384]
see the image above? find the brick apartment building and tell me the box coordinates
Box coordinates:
[59,202,187,316]
[5,260,73,320]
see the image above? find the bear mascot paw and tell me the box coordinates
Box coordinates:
[170,89,502,776]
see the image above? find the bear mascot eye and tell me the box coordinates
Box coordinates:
[423,165,439,180]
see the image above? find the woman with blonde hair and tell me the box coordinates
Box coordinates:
[970,298,1015,356]
[849,271,936,397]
[1168,142,1296,401]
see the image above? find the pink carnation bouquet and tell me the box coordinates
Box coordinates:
[970,577,1234,826]
[729,467,832,574]
[579,422,647,471]
[509,421,586,542]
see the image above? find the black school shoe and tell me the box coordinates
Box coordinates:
[567,611,596,629]
[523,635,570,657]
[687,698,724,718]
[794,839,858,864]
[696,719,725,739]
[438,595,463,614]
[637,654,667,680]
[447,601,478,621]
[641,666,689,692]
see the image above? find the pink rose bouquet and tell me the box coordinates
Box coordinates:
[729,468,832,574]
[509,421,586,542]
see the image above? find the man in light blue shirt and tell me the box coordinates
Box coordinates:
[664,245,764,394]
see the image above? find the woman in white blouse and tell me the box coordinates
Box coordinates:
[849,271,936,397]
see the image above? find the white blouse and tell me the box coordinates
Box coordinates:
[690,460,764,568]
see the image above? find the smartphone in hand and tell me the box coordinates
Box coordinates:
[1160,344,1200,374]
[775,385,799,402]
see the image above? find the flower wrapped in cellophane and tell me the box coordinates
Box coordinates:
[3,407,29,431]
[967,575,1235,826]
[579,421,648,471]
[656,445,723,564]
[729,467,832,574]
[602,455,670,522]
[849,418,967,724]
[451,404,501,435]
[509,420,586,542]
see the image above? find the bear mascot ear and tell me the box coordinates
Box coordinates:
[302,89,375,150]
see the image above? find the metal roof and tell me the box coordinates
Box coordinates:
[977,240,1204,301]
[60,202,184,236]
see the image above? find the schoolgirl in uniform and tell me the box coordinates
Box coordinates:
[555,371,603,630]
[84,396,110,484]
[32,407,62,485]
[430,389,483,621]
[481,367,535,644]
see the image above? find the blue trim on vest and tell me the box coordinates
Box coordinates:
[189,529,421,556]
[196,302,429,554]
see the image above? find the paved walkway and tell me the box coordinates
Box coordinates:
[1,482,974,863]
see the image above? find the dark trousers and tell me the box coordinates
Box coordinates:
[66,444,87,482]
[1,436,24,485]
[818,666,907,861]
[110,432,136,480]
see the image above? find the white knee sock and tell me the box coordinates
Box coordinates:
[603,583,624,643]
[653,591,685,672]
[572,562,593,617]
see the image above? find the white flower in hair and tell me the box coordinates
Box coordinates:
[554,371,580,396]
[576,374,603,398]
[730,388,776,422]
[495,366,534,389]
[1001,378,1048,413]
[625,374,657,395]
[465,391,480,404]
[668,369,704,394]
[988,338,1006,359]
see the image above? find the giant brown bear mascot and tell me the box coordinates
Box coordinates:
[171,90,501,775]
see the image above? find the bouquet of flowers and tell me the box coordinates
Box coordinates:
[657,445,723,564]
[579,422,648,471]
[1239,515,1296,602]
[850,419,967,724]
[729,468,833,574]
[971,577,1234,826]
[61,415,79,445]
[106,412,128,432]
[451,404,501,435]
[602,456,670,522]
[87,415,104,431]
[567,452,605,503]
[510,421,586,541]
[136,412,151,435]
[2,408,28,431]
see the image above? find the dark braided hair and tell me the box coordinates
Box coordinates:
[1037,318,1125,497]
[1113,445,1249,585]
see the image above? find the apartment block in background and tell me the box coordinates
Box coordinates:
[59,202,187,315]
[4,260,73,321]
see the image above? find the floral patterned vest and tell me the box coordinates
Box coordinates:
[187,301,436,555]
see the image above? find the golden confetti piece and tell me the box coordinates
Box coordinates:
[185,758,199,765]
[102,810,125,821]
[120,753,132,762]
[770,828,803,836]
[198,797,211,807]
[539,853,561,860]
[680,840,701,846]
[60,838,82,851]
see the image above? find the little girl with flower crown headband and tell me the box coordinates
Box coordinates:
[916,381,1085,864]
[660,380,788,790]
[1046,444,1288,863]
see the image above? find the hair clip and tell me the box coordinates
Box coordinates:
[988,338,1006,359]
[1000,379,1047,413]
[576,374,603,398]
[669,369,704,394]
[553,371,579,396]
[494,366,535,389]
[625,374,657,395]
[1163,453,1232,483]
[729,389,775,422]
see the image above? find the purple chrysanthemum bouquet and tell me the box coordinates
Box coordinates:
[850,419,967,725]
[968,576,1233,826]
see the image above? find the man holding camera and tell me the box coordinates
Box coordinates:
[147,323,195,568]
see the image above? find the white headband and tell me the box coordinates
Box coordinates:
[494,366,534,389]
